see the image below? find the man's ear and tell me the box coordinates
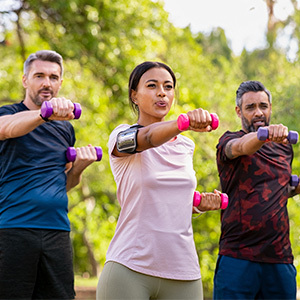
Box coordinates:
[22,75,28,89]
[235,106,241,118]
[58,79,63,90]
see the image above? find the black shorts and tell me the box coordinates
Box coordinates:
[0,228,75,299]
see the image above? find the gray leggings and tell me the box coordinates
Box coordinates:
[97,261,203,300]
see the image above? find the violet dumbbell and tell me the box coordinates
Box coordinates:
[66,146,103,162]
[193,191,228,210]
[257,127,298,144]
[290,174,299,187]
[177,113,219,131]
[41,101,82,119]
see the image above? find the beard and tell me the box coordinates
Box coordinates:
[241,114,270,132]
[29,88,54,106]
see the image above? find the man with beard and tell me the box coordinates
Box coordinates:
[213,81,299,300]
[0,50,98,299]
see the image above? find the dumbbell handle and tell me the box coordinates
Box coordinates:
[66,146,103,162]
[257,127,298,144]
[193,191,228,210]
[41,101,82,119]
[290,174,299,187]
[177,113,219,131]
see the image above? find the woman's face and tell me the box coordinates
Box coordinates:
[131,67,175,126]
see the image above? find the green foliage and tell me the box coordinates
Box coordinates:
[2,0,300,297]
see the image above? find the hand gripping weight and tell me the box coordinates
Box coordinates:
[177,113,219,131]
[290,174,299,187]
[41,101,82,119]
[257,127,298,144]
[66,146,103,162]
[193,191,228,210]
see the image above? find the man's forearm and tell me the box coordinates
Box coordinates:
[66,170,82,191]
[0,110,44,140]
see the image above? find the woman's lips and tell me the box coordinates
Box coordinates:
[156,101,167,107]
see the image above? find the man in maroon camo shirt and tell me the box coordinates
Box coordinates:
[213,80,299,300]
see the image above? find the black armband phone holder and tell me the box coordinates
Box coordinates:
[116,126,139,153]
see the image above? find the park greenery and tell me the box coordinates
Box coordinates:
[1,0,300,297]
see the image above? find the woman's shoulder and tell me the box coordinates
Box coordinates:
[177,134,195,149]
[110,124,136,138]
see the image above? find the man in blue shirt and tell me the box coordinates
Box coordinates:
[0,50,98,299]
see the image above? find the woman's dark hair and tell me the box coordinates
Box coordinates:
[128,61,176,114]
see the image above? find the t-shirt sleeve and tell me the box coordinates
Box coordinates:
[0,104,20,116]
[217,131,245,163]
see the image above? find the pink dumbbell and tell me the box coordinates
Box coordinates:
[193,191,228,210]
[41,101,82,119]
[66,146,103,162]
[177,113,219,131]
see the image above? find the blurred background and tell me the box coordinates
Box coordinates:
[1,0,300,298]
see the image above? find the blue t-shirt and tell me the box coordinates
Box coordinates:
[0,101,75,231]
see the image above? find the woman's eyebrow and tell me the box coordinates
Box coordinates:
[145,79,173,84]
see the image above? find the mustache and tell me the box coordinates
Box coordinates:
[251,117,267,124]
[38,88,53,93]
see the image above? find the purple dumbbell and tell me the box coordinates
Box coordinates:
[257,127,298,144]
[41,101,82,119]
[177,113,219,131]
[193,191,228,210]
[66,146,103,162]
[290,174,299,187]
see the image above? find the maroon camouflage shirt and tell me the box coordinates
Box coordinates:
[216,130,294,263]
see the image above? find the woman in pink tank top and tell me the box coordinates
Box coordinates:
[97,61,224,300]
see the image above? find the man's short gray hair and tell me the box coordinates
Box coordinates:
[23,50,63,76]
